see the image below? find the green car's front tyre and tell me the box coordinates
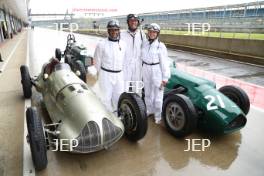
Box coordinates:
[20,65,32,99]
[219,85,250,115]
[118,92,148,142]
[74,60,87,83]
[162,94,197,137]
[26,107,48,171]
[64,55,70,65]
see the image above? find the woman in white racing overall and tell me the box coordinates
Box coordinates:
[141,23,170,124]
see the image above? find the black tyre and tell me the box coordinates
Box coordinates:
[118,92,147,141]
[162,94,197,137]
[64,55,71,65]
[55,48,62,61]
[20,65,32,98]
[26,107,47,171]
[219,85,250,115]
[73,60,87,83]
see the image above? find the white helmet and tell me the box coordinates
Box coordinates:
[147,23,160,33]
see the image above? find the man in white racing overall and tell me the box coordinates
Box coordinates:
[121,14,146,94]
[141,23,170,124]
[94,19,126,112]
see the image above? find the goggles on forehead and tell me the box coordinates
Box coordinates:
[148,23,160,31]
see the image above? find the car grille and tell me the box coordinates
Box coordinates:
[73,121,102,153]
[102,118,123,146]
[73,118,123,153]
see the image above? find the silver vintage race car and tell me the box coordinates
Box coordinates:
[20,60,147,171]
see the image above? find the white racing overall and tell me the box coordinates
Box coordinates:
[121,30,146,93]
[141,39,170,122]
[94,38,126,112]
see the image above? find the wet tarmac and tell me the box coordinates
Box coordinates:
[168,50,264,86]
[0,28,264,176]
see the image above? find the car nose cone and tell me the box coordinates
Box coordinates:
[72,118,123,153]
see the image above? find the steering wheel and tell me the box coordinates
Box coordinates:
[67,34,76,46]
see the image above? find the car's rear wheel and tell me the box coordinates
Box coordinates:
[162,94,197,137]
[26,107,47,171]
[20,65,32,98]
[219,85,250,115]
[55,48,62,61]
[73,60,87,83]
[118,92,147,141]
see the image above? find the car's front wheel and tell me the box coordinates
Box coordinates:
[26,107,47,171]
[118,92,147,141]
[162,94,197,137]
[219,85,250,115]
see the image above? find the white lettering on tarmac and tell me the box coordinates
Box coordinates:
[184,138,211,151]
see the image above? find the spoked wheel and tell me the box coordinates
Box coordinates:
[166,103,186,131]
[20,65,32,98]
[26,107,47,171]
[118,92,147,141]
[163,94,197,137]
[219,85,250,115]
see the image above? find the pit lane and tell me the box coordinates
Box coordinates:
[25,28,264,176]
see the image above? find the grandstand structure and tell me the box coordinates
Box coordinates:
[96,1,264,33]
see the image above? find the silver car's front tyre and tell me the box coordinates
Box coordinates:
[118,92,147,141]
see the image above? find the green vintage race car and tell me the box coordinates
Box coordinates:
[162,61,250,137]
[55,34,94,83]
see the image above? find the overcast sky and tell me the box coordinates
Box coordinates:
[29,0,259,17]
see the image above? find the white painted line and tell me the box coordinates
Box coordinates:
[23,100,35,176]
[23,31,36,176]
[0,34,24,73]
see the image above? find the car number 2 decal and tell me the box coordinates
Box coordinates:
[204,95,225,110]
